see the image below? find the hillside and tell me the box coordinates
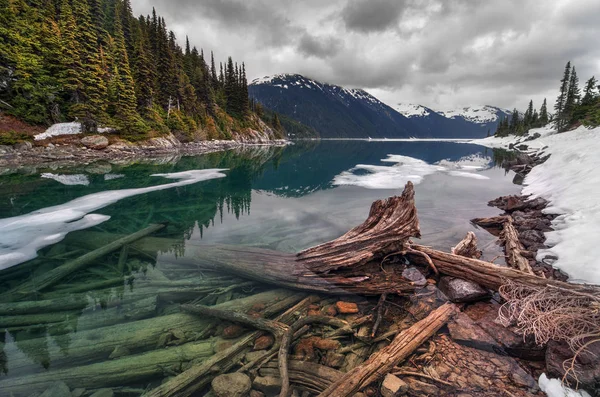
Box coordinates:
[249,74,423,139]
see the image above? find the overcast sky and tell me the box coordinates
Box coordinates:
[131,0,600,111]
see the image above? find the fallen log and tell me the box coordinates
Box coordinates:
[2,224,165,300]
[318,303,459,397]
[407,244,600,296]
[0,340,215,396]
[451,231,481,259]
[144,295,318,397]
[4,290,299,375]
[500,217,534,274]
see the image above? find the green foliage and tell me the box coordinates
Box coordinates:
[2,0,261,142]
[0,131,30,145]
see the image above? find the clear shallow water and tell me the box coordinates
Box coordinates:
[0,141,519,394]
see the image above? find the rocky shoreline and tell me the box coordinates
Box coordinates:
[0,133,289,173]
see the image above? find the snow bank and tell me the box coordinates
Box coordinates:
[332,154,490,189]
[0,169,227,270]
[34,122,113,140]
[539,374,590,397]
[472,125,600,284]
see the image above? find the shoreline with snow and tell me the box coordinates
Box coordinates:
[470,125,600,285]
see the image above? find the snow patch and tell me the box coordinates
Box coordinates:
[34,122,114,141]
[472,124,600,284]
[0,169,227,270]
[438,105,502,123]
[395,103,430,118]
[539,374,590,397]
[42,173,90,186]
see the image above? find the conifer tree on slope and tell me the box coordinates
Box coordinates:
[581,76,597,106]
[564,66,580,125]
[539,98,549,125]
[108,1,146,136]
[70,0,108,132]
[554,61,571,132]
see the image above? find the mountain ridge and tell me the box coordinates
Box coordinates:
[250,74,510,139]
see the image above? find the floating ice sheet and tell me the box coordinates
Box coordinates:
[333,154,490,189]
[0,169,227,270]
[42,173,90,186]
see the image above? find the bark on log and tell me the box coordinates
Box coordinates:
[451,232,481,259]
[408,244,600,296]
[472,215,533,273]
[318,303,459,397]
[2,224,165,299]
[297,182,420,273]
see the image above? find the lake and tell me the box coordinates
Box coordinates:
[0,140,520,394]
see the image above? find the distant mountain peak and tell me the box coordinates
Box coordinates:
[437,105,507,124]
[395,103,431,118]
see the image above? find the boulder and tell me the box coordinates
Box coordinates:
[212,373,252,397]
[546,339,600,392]
[438,277,488,303]
[404,378,439,396]
[14,141,33,151]
[381,373,408,397]
[81,135,109,150]
[402,267,427,287]
[252,376,282,396]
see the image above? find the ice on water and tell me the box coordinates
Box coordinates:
[0,169,228,270]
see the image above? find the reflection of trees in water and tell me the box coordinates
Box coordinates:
[489,148,518,172]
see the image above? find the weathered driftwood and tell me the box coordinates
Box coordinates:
[0,340,215,396]
[318,303,458,397]
[408,244,600,296]
[5,290,298,375]
[259,360,343,395]
[297,182,420,273]
[2,224,165,300]
[451,231,481,259]
[144,296,318,397]
[163,184,422,296]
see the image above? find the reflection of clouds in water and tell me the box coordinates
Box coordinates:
[0,169,227,270]
[333,154,490,189]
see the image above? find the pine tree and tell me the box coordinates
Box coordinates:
[564,66,580,125]
[539,98,549,125]
[132,17,154,112]
[582,76,597,106]
[554,61,571,132]
[107,1,145,135]
[210,51,217,89]
[70,0,108,131]
[524,100,534,127]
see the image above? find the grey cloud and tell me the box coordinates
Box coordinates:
[297,34,343,58]
[341,0,407,33]
[131,0,600,110]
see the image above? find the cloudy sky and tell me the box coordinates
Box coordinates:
[131,0,600,111]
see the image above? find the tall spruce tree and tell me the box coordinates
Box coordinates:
[564,66,580,126]
[539,98,549,125]
[554,61,571,132]
[582,76,598,106]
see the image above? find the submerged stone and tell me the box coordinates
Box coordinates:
[212,373,252,397]
[438,276,488,303]
[381,373,408,397]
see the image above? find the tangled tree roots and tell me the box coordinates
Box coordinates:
[498,280,600,386]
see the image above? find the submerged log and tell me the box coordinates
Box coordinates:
[2,224,165,299]
[4,290,299,375]
[144,296,318,397]
[258,360,343,394]
[0,340,215,396]
[318,303,459,397]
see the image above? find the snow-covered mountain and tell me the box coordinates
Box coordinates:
[249,74,425,139]
[249,74,509,139]
[395,103,511,138]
